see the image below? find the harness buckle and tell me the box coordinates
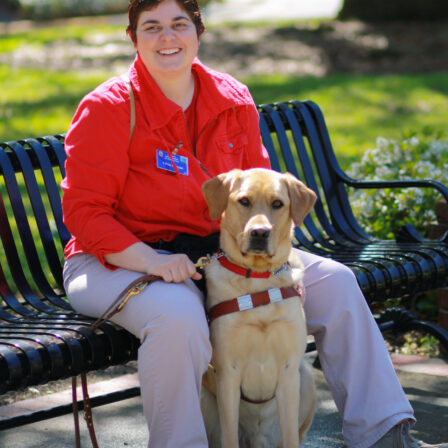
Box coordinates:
[237,294,253,311]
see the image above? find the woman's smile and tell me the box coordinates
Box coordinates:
[158,48,182,55]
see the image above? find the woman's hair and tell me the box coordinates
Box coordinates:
[127,0,205,43]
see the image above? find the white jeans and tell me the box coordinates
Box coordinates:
[63,250,414,448]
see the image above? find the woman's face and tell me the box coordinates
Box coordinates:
[133,0,199,79]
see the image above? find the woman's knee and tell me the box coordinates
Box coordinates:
[144,301,209,341]
[138,285,211,361]
[303,257,367,328]
[305,257,358,294]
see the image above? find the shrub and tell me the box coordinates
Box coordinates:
[338,0,448,21]
[347,130,448,239]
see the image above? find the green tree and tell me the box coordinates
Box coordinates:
[338,0,448,21]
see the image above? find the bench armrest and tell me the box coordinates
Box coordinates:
[334,171,448,243]
[336,171,448,202]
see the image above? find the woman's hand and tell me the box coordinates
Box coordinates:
[104,242,202,283]
[146,252,202,283]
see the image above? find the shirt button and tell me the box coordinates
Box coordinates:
[229,142,234,149]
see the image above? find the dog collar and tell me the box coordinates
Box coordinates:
[217,250,289,279]
[208,285,301,324]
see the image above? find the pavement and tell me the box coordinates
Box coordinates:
[0,0,344,32]
[0,352,447,447]
[202,0,343,24]
[0,1,447,447]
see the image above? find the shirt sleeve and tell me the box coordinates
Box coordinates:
[61,85,140,267]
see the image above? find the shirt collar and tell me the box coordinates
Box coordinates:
[127,54,253,131]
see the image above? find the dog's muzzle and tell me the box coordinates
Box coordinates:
[247,227,271,253]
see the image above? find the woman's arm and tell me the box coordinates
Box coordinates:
[104,242,202,282]
[62,84,141,265]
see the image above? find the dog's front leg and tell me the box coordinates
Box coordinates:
[216,367,241,448]
[276,360,300,447]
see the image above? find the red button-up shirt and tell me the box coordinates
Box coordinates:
[61,55,270,267]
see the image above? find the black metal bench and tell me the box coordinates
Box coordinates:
[1,100,447,431]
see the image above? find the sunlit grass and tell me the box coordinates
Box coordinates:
[0,23,125,53]
[246,72,448,167]
[0,65,111,141]
[1,20,448,169]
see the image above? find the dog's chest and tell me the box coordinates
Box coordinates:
[205,259,306,367]
[204,259,302,307]
[212,298,305,403]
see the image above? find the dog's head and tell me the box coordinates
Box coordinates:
[202,168,316,269]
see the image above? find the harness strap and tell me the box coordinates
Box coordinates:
[121,74,136,142]
[240,389,275,405]
[208,285,300,324]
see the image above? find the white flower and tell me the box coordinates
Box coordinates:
[409,137,419,147]
[376,136,390,149]
[348,132,447,239]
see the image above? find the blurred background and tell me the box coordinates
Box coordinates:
[0,0,448,346]
[0,0,447,166]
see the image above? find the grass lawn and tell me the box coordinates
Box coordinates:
[1,19,448,170]
[247,72,448,167]
[0,65,109,141]
[1,65,447,169]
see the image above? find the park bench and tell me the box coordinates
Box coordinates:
[0,100,448,432]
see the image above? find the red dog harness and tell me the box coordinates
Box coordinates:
[208,252,303,324]
[208,286,300,324]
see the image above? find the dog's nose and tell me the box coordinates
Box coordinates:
[248,227,271,253]
[251,228,271,239]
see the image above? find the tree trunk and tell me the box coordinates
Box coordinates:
[338,0,448,21]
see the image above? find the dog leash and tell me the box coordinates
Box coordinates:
[72,257,210,447]
[72,273,161,448]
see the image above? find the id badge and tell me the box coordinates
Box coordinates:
[172,154,189,176]
[156,149,176,173]
[156,149,189,176]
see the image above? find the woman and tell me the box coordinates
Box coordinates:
[62,1,447,447]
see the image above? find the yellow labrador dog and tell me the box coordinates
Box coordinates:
[201,168,317,448]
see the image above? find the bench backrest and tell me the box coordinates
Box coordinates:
[3,100,444,315]
[258,100,370,250]
[0,135,70,316]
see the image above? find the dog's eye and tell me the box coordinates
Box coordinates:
[272,200,284,209]
[238,197,251,207]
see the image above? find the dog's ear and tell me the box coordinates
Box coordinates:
[202,169,243,220]
[283,172,317,226]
